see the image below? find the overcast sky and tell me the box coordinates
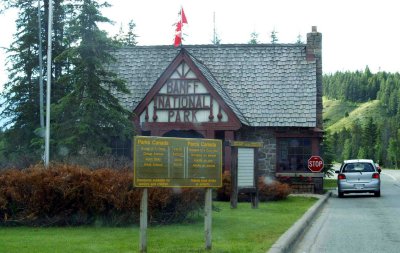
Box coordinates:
[1,0,399,92]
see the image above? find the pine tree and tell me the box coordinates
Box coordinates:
[342,139,352,160]
[296,34,303,44]
[270,29,278,44]
[321,130,335,177]
[350,120,363,158]
[363,117,377,159]
[113,19,138,46]
[1,0,70,163]
[1,1,45,162]
[52,0,133,156]
[248,32,259,44]
[387,138,398,168]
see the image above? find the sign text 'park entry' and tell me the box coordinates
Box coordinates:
[134,136,222,188]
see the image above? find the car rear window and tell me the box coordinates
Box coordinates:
[342,163,375,173]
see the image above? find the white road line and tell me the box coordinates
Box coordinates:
[382,172,398,182]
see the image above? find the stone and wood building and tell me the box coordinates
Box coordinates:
[110,26,324,193]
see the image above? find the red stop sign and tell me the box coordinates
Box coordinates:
[308,156,324,172]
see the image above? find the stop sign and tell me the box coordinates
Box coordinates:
[308,156,324,172]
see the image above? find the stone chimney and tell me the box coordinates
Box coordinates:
[307,26,323,130]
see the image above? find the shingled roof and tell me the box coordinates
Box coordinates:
[109,44,317,127]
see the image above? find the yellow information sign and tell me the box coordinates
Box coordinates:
[134,136,222,188]
[230,141,263,148]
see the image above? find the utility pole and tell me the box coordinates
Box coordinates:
[45,0,53,167]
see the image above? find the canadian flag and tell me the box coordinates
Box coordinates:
[174,7,188,47]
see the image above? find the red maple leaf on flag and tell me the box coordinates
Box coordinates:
[174,7,188,47]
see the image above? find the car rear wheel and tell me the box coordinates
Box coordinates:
[338,191,344,198]
[374,191,381,197]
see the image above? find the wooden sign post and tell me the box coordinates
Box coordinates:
[140,188,148,253]
[204,188,212,250]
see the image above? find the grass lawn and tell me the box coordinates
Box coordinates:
[0,197,317,253]
[324,178,337,189]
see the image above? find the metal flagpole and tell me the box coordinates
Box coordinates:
[38,0,44,146]
[213,12,216,44]
[45,0,53,168]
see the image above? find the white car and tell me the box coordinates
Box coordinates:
[336,159,381,198]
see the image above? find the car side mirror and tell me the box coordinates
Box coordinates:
[335,170,339,174]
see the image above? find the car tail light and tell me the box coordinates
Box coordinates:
[372,173,380,179]
[338,174,346,180]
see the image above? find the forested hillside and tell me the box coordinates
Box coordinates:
[323,67,400,168]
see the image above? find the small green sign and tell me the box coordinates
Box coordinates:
[134,136,222,188]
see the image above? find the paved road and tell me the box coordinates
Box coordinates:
[294,170,400,253]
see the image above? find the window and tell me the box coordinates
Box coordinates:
[277,138,312,172]
[111,138,132,159]
[343,163,374,173]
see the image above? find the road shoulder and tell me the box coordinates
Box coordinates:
[267,191,332,253]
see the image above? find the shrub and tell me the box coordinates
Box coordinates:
[215,172,291,202]
[258,177,292,201]
[215,171,231,201]
[0,164,204,227]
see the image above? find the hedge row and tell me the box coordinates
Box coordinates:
[0,164,204,227]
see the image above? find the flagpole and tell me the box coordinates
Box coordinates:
[213,12,216,45]
[38,0,45,159]
[45,0,53,168]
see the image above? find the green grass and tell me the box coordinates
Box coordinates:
[324,178,337,189]
[323,97,385,133]
[0,197,317,253]
[323,97,358,128]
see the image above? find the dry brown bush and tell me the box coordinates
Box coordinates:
[0,164,204,226]
[257,176,292,201]
[215,172,291,201]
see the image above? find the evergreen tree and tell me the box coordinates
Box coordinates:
[322,130,335,177]
[52,0,133,156]
[331,131,339,159]
[1,0,70,163]
[270,29,278,44]
[350,120,363,158]
[387,137,398,168]
[248,32,259,44]
[296,34,303,44]
[342,139,352,160]
[113,19,138,46]
[357,147,366,159]
[1,1,45,162]
[363,117,377,159]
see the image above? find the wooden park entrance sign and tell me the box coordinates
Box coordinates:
[134,136,222,252]
[134,136,222,187]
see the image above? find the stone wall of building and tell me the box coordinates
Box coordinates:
[236,126,324,194]
[236,126,276,177]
